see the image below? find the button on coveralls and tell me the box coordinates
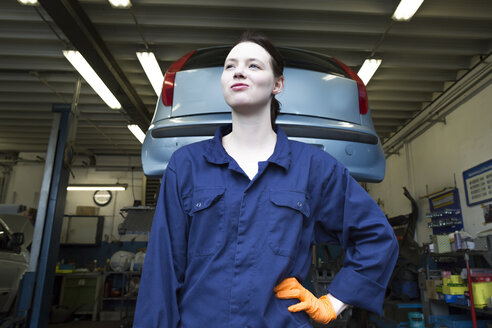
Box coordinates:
[133,124,398,328]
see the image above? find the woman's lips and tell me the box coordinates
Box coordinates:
[231,83,249,91]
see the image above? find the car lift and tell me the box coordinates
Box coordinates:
[2,81,81,328]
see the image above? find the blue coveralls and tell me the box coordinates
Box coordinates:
[133,124,398,328]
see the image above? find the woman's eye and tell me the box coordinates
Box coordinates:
[250,64,260,69]
[225,64,234,70]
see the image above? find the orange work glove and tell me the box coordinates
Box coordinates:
[274,277,337,324]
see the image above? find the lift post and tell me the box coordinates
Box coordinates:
[14,103,74,328]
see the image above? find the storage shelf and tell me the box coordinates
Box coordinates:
[105,271,142,275]
[100,268,142,326]
[429,250,488,258]
[430,299,492,316]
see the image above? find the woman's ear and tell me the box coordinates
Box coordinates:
[272,75,284,95]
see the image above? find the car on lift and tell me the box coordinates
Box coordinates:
[142,46,385,182]
[0,215,32,316]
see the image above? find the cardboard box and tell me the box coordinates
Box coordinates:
[76,206,99,216]
[426,279,442,300]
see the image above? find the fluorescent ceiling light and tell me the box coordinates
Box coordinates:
[17,0,38,5]
[63,50,122,109]
[108,0,132,8]
[67,184,128,191]
[392,0,424,21]
[357,59,382,86]
[128,124,146,143]
[136,52,164,96]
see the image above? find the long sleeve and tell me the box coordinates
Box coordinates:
[133,158,188,328]
[312,162,398,315]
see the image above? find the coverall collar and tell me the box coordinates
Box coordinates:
[204,123,291,171]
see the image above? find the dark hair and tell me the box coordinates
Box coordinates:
[234,31,284,128]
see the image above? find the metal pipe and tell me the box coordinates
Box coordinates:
[383,54,492,155]
[465,253,478,328]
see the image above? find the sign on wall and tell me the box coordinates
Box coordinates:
[428,188,464,235]
[463,159,492,207]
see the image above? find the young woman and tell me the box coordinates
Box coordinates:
[133,32,398,328]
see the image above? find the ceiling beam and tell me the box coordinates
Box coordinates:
[38,0,151,131]
[0,92,156,106]
[100,0,395,14]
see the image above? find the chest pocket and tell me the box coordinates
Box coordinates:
[188,187,226,257]
[268,190,310,260]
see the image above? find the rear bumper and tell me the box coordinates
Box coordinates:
[142,114,385,182]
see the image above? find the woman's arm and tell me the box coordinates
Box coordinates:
[312,161,399,315]
[133,157,188,328]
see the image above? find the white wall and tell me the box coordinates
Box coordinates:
[368,83,492,244]
[64,167,146,242]
[4,153,45,208]
[3,155,147,242]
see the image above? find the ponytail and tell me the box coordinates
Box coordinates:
[271,97,281,129]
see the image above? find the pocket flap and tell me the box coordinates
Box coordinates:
[270,190,310,217]
[191,187,226,214]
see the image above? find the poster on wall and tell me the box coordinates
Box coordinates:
[463,159,492,207]
[428,188,464,235]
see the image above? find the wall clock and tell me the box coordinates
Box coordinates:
[93,190,112,206]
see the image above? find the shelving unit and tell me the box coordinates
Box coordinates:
[370,301,423,328]
[428,250,488,259]
[430,299,492,316]
[424,249,492,328]
[57,272,102,321]
[100,270,141,327]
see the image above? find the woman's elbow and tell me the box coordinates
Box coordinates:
[389,231,399,264]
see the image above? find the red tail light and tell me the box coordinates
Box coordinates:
[162,50,197,107]
[332,58,369,115]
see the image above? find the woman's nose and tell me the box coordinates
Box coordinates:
[233,66,245,78]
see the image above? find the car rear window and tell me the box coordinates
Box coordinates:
[180,46,350,78]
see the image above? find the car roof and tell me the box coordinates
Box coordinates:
[181,46,350,78]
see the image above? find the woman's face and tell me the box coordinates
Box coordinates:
[221,42,283,111]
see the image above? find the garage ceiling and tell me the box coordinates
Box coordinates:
[0,0,491,159]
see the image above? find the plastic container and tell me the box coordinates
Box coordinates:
[444,294,459,303]
[133,251,146,271]
[110,251,135,272]
[450,275,463,284]
[472,282,492,308]
[408,312,425,328]
[443,284,468,295]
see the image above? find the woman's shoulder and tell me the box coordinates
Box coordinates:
[288,139,340,166]
[288,140,349,189]
[173,138,212,158]
[167,138,213,169]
